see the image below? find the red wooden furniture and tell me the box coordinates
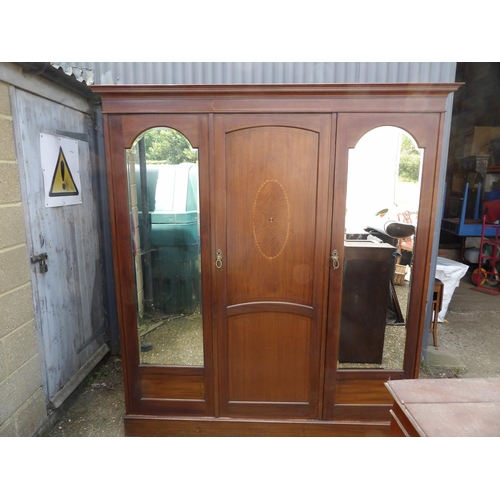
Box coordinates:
[386,378,500,436]
[472,215,500,295]
[94,83,460,436]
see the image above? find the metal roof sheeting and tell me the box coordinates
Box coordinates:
[51,62,95,85]
[63,62,457,85]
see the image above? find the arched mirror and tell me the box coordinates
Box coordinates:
[339,126,423,370]
[126,127,203,366]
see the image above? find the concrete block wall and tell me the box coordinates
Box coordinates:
[0,81,47,436]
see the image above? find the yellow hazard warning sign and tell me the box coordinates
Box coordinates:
[49,147,79,197]
[40,134,81,207]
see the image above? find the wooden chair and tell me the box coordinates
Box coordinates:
[430,279,443,347]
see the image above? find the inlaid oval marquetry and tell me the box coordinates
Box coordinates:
[253,180,290,259]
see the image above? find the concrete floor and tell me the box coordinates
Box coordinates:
[422,270,500,379]
[140,311,203,366]
[43,270,500,436]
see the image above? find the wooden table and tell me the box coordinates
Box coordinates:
[385,378,500,436]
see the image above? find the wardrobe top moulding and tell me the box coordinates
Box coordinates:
[94,83,461,115]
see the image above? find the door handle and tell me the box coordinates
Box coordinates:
[216,249,223,269]
[331,250,339,270]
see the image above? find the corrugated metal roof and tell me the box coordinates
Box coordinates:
[63,62,457,85]
[51,62,95,85]
[50,62,95,85]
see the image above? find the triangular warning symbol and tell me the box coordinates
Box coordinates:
[49,147,79,197]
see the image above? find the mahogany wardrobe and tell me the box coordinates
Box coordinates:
[95,83,459,436]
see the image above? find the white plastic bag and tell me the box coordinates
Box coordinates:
[435,257,469,322]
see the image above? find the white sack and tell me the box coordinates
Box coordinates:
[435,257,469,322]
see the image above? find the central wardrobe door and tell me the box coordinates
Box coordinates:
[214,114,332,419]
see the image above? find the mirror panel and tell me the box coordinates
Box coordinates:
[339,126,423,370]
[126,127,203,366]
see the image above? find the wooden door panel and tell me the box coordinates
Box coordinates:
[141,371,205,399]
[13,89,107,404]
[215,114,331,419]
[226,126,319,306]
[228,312,311,402]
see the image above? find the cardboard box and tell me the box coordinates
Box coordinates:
[463,127,500,156]
[437,248,461,261]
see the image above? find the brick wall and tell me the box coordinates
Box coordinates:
[0,81,47,436]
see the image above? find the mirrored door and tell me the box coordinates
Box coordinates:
[339,126,423,370]
[108,113,213,417]
[126,127,204,367]
[324,112,443,420]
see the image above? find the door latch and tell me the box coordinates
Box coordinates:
[215,249,223,269]
[331,249,340,269]
[31,253,48,273]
